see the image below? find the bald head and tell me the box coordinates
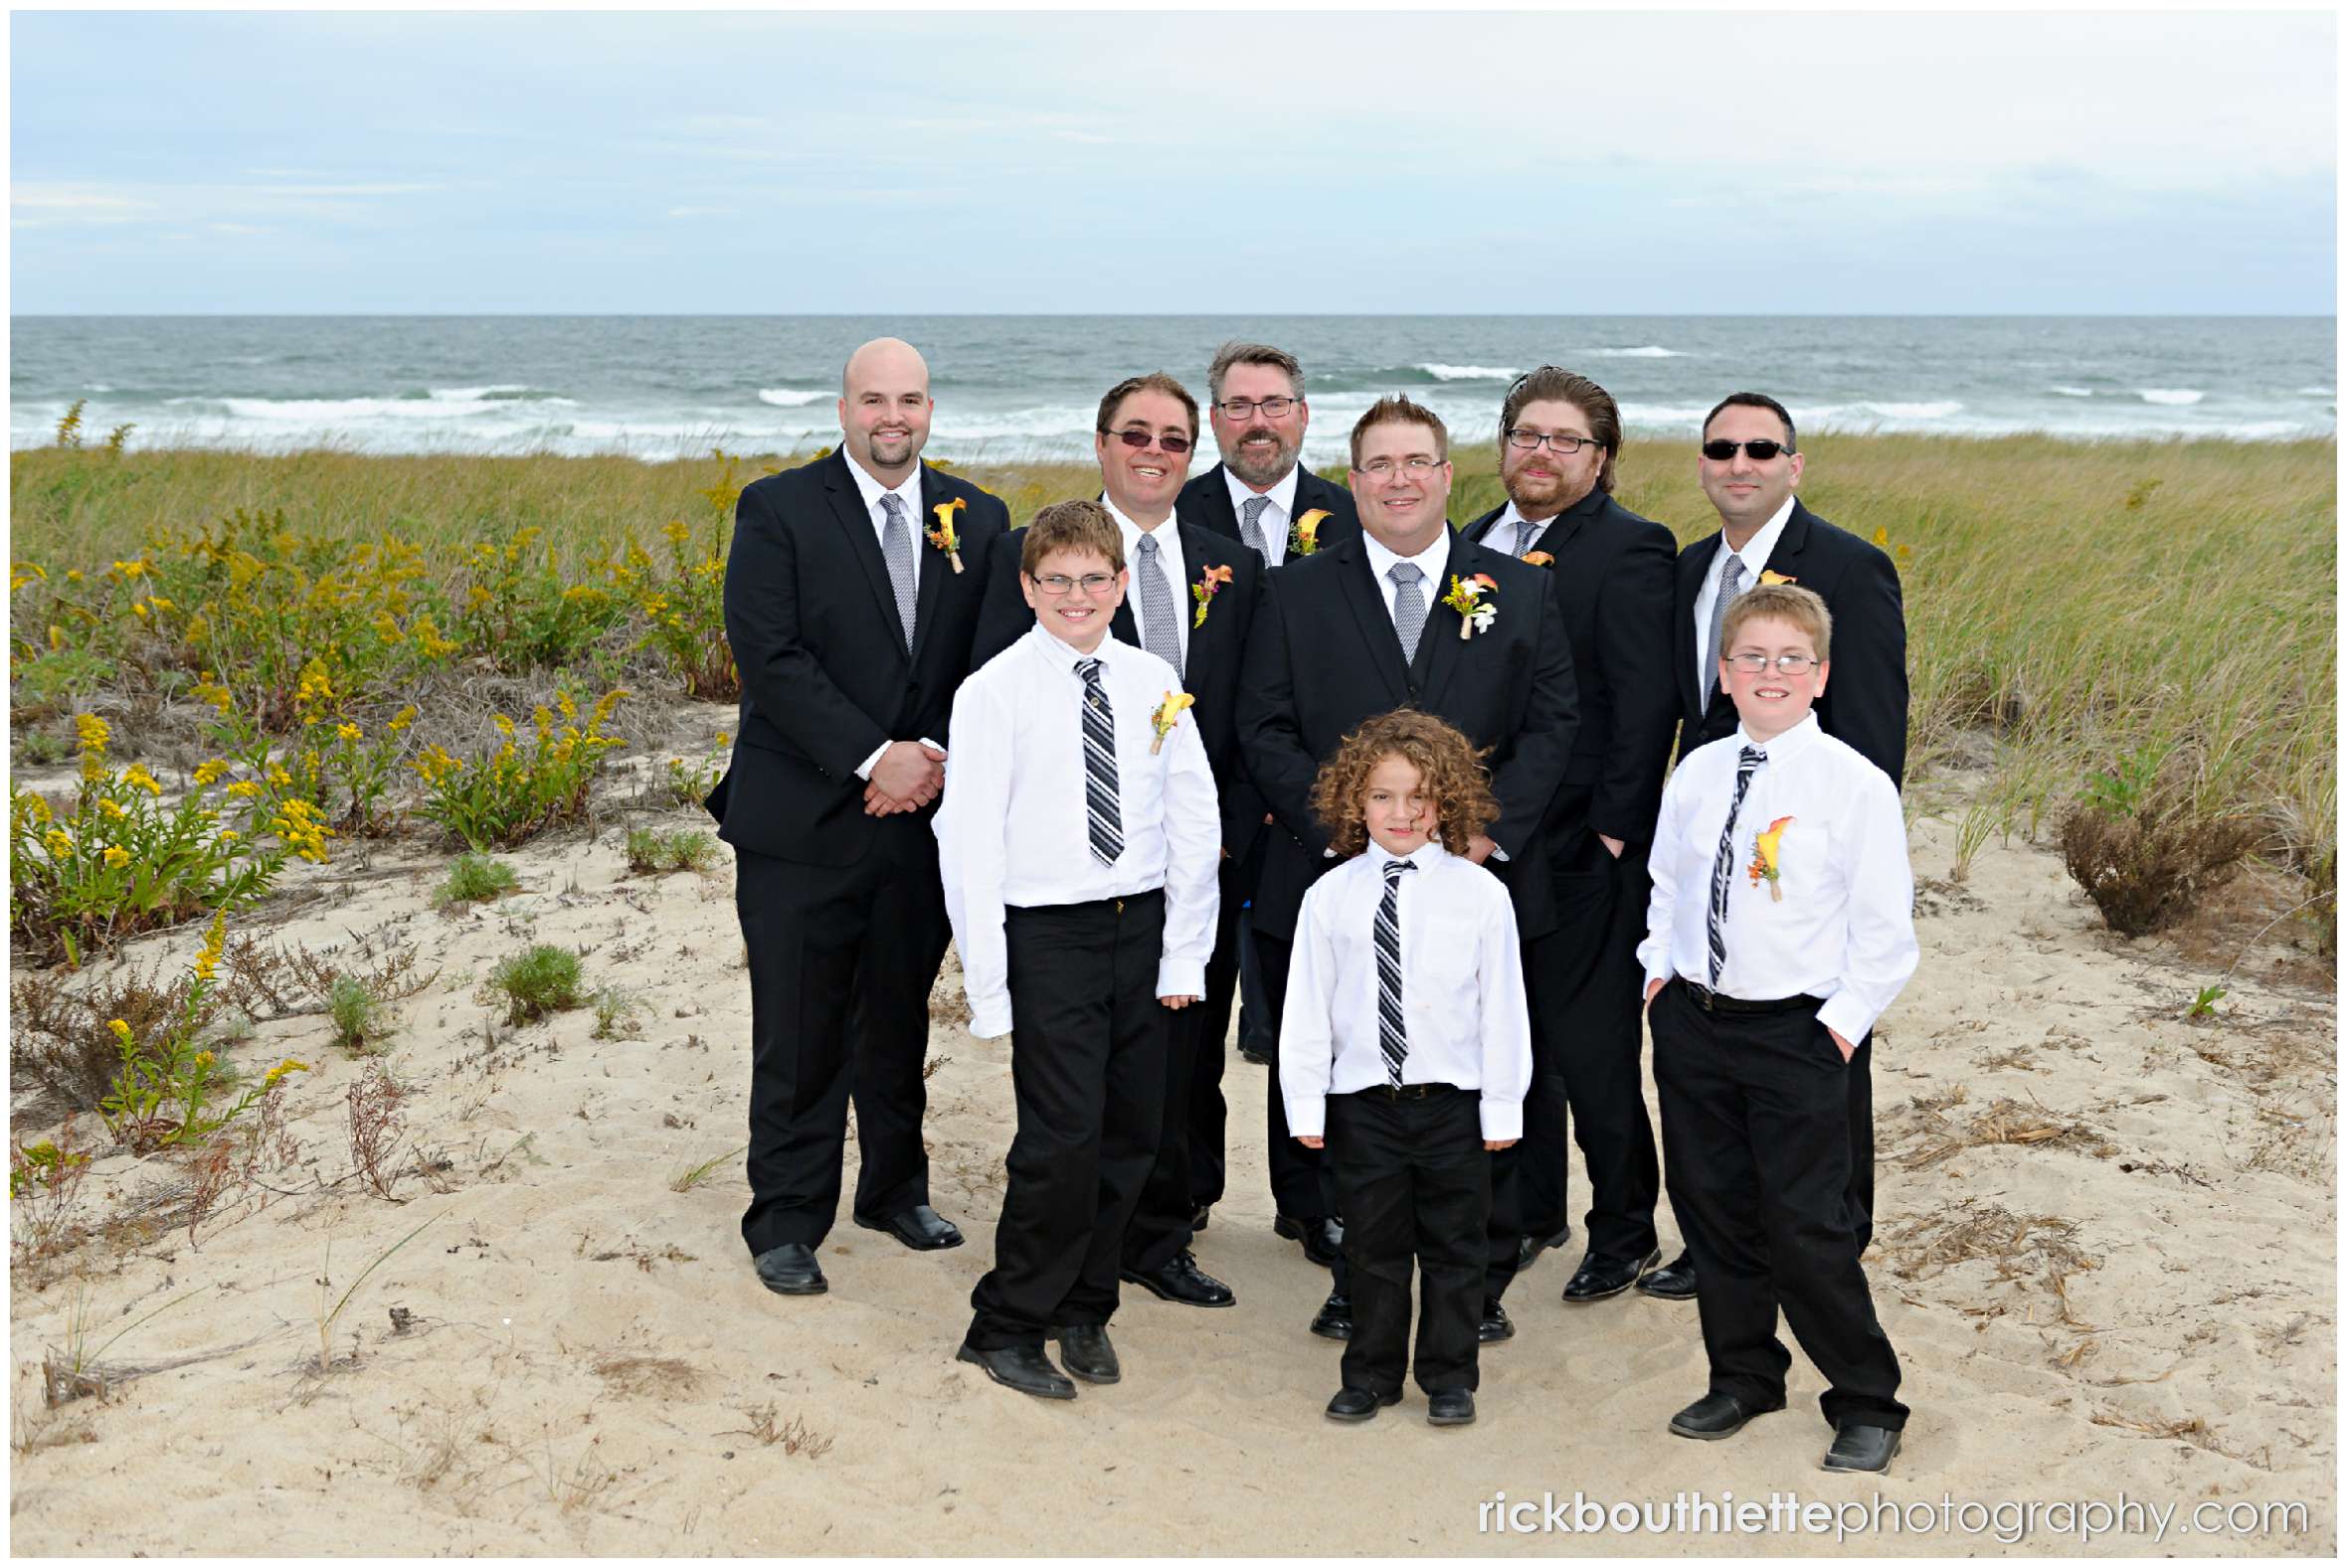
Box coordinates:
[836,337,934,483]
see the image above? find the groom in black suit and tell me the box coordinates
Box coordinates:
[1239,393,1577,1342]
[1647,389,1907,1303]
[712,336,1008,1298]
[1460,369,1680,1313]
[971,371,1264,1312]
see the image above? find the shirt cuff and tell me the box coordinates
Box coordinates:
[1478,1099,1524,1141]
[854,741,889,782]
[1643,963,1675,999]
[1285,1097,1326,1139]
[1156,958,1205,1000]
[1488,845,1510,864]
[1815,992,1878,1049]
[967,999,1013,1039]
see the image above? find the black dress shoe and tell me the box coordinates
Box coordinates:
[1308,1291,1354,1341]
[1638,1251,1699,1301]
[956,1340,1076,1400]
[1667,1389,1785,1440]
[854,1204,964,1251]
[1514,1224,1572,1273]
[1049,1324,1121,1384]
[1274,1213,1344,1269]
[1427,1388,1477,1427]
[1822,1422,1901,1474]
[1479,1297,1515,1343]
[1121,1250,1236,1307]
[1238,1043,1273,1066]
[1325,1386,1401,1423]
[1563,1247,1664,1304]
[753,1243,826,1296]
[1191,1205,1210,1231]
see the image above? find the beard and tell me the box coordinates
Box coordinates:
[1223,427,1299,487]
[1502,464,1566,513]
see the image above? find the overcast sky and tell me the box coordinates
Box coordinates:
[10,8,2337,314]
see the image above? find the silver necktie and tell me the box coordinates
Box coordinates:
[1239,495,1271,561]
[1703,554,1746,700]
[1389,561,1427,665]
[1135,533,1183,678]
[878,492,917,652]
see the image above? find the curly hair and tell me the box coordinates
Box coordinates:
[1311,709,1498,857]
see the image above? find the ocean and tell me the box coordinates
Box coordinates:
[9,315,2335,463]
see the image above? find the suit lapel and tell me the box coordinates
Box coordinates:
[1193,465,1239,539]
[1335,537,1411,705]
[1677,531,1720,719]
[1175,523,1230,698]
[1409,531,1472,706]
[1462,503,1505,550]
[909,466,958,667]
[825,451,911,664]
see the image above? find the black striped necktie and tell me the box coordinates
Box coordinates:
[1707,746,1767,987]
[1374,857,1417,1087]
[1078,658,1124,867]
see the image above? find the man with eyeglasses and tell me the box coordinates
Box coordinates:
[1239,393,1577,1344]
[712,336,1009,1301]
[1650,390,1907,1304]
[1461,369,1680,1318]
[972,372,1263,1315]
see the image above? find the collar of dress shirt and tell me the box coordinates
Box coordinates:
[843,449,922,528]
[1734,709,1822,761]
[1027,612,1116,671]
[1222,461,1300,520]
[1716,493,1797,582]
[1102,491,1178,544]
[1366,839,1448,873]
[1361,525,1452,593]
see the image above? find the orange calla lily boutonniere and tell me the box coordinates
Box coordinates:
[1522,550,1554,568]
[1747,815,1795,900]
[1150,691,1194,755]
[1191,563,1234,628]
[1757,569,1797,587]
[1292,508,1331,557]
[1440,573,1499,638]
[928,498,967,574]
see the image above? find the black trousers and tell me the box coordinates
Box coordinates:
[1326,1087,1489,1397]
[1256,928,1349,1293]
[1650,978,1907,1430]
[968,892,1169,1351]
[735,833,946,1257]
[1488,838,1663,1296]
[1126,861,1243,1273]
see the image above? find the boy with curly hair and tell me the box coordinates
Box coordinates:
[1279,708,1533,1427]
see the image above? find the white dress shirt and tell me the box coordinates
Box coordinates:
[1491,500,1554,558]
[1222,462,1300,568]
[1359,529,1455,624]
[843,451,942,780]
[1102,494,1190,669]
[1638,713,1917,1045]
[935,622,1221,1039]
[1691,493,1797,694]
[1280,840,1534,1141]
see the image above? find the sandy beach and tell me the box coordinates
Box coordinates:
[7,728,2334,1556]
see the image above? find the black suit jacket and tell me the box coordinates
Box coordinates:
[971,517,1265,854]
[1675,498,1908,787]
[1464,489,1680,851]
[1177,462,1362,563]
[709,448,1009,863]
[1237,528,1579,942]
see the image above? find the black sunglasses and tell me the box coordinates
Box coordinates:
[1701,438,1794,461]
[1101,427,1194,454]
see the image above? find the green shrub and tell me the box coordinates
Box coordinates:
[435,852,519,907]
[490,945,584,1024]
[326,974,392,1052]
[625,826,717,875]
[411,689,628,850]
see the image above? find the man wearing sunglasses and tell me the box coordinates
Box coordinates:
[713,336,1009,1302]
[1461,369,1680,1319]
[1650,390,1907,1304]
[971,372,1264,1316]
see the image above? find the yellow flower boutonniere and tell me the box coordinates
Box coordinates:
[1522,550,1554,568]
[1757,569,1797,587]
[1292,508,1331,557]
[1439,573,1499,638]
[1150,691,1194,755]
[1190,563,1234,629]
[1747,815,1795,901]
[928,497,967,574]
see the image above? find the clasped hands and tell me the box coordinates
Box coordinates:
[863,740,947,815]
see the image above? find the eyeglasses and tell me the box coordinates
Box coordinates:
[1506,429,1597,454]
[1354,455,1442,478]
[1724,652,1822,675]
[1102,427,1193,454]
[1701,438,1793,462]
[1031,572,1120,597]
[1215,396,1296,419]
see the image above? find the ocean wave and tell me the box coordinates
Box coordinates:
[2051,386,2095,398]
[1583,345,1686,358]
[2297,386,2335,398]
[758,388,826,408]
[430,384,565,403]
[2138,388,2205,406]
[1415,364,1522,382]
[1860,401,1962,420]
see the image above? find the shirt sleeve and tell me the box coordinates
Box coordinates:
[1475,883,1534,1141]
[1278,880,1339,1139]
[1156,702,1221,1000]
[1637,766,1689,995]
[1815,768,1920,1045]
[933,680,1015,1038]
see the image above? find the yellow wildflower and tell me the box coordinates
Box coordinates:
[122,764,163,796]
[264,1058,311,1089]
[102,845,131,868]
[389,705,417,733]
[193,760,230,785]
[218,829,240,844]
[66,569,84,584]
[193,1051,216,1071]
[266,765,292,787]
[194,911,225,983]
[335,723,362,743]
[21,793,52,826]
[493,714,515,737]
[108,1019,133,1049]
[98,797,127,819]
[225,780,262,799]
[112,559,146,579]
[73,713,111,755]
[44,827,72,857]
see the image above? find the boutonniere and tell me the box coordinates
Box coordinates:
[1150,691,1194,755]
[1439,573,1499,638]
[1747,816,1795,900]
[1291,508,1331,557]
[1757,569,1797,587]
[1522,550,1554,568]
[1190,563,1234,628]
[927,498,967,574]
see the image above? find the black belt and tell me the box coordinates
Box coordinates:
[1353,1081,1463,1102]
[1674,978,1824,1016]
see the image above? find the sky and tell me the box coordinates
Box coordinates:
[8,7,2338,315]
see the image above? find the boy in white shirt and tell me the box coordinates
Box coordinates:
[1639,583,1915,1473]
[935,500,1221,1402]
[1281,709,1532,1428]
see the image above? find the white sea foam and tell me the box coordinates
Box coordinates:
[2138,388,2205,406]
[758,388,825,408]
[2297,386,2335,398]
[1416,364,1521,381]
[1861,401,1962,420]
[1583,345,1686,358]
[429,384,555,402]
[2051,386,2095,398]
